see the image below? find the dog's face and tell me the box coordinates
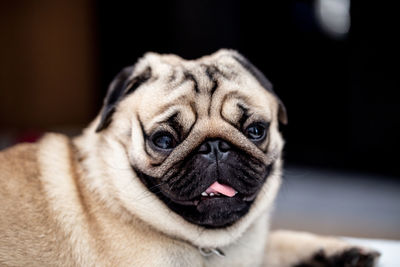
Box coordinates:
[90,49,286,244]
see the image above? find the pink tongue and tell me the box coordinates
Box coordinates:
[205,181,237,197]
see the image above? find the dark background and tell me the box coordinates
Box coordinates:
[97,1,400,177]
[1,0,399,177]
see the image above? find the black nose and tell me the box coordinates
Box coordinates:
[197,139,231,161]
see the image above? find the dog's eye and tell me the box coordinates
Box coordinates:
[245,123,267,141]
[152,132,176,150]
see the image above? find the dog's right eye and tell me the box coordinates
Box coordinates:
[245,122,268,142]
[152,132,176,150]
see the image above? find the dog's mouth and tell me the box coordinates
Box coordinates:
[133,161,272,228]
[153,179,262,228]
[169,181,258,207]
[203,181,237,197]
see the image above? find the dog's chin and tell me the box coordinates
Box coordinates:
[133,168,262,228]
[163,191,253,228]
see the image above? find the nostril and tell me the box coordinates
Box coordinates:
[218,140,231,152]
[198,142,211,154]
[198,139,231,158]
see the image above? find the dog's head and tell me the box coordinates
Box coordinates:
[85,49,286,247]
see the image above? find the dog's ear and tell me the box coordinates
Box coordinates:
[232,54,288,125]
[96,66,152,132]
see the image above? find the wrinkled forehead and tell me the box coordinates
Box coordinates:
[132,50,278,126]
[141,49,265,88]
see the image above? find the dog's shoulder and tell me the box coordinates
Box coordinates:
[0,134,82,266]
[0,137,56,222]
[0,142,40,189]
[0,133,78,211]
[0,133,71,186]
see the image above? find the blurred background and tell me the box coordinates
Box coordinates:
[1,1,399,239]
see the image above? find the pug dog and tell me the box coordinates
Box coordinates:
[0,49,379,266]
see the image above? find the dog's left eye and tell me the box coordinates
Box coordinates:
[152,132,176,150]
[245,123,267,141]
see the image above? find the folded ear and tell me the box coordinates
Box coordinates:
[232,54,288,125]
[95,66,152,132]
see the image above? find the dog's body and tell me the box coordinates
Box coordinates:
[0,50,379,266]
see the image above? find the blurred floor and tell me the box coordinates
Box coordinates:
[271,165,400,240]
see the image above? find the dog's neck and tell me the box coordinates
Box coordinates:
[193,213,270,266]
